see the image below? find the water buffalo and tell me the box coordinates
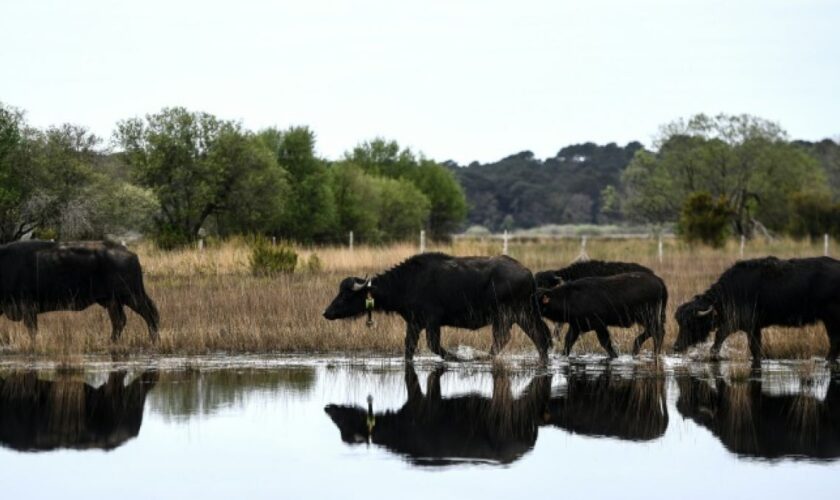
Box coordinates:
[324,366,551,465]
[0,240,159,342]
[676,371,840,460]
[674,256,840,361]
[547,365,668,441]
[323,252,552,362]
[0,370,158,452]
[534,260,654,289]
[538,272,668,357]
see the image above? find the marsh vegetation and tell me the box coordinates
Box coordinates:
[0,237,835,360]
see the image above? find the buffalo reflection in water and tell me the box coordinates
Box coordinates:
[325,364,670,466]
[325,366,551,466]
[547,365,668,442]
[677,371,840,461]
[0,370,157,452]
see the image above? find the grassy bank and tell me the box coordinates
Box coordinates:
[0,237,834,359]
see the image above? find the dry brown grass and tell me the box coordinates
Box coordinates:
[0,236,835,359]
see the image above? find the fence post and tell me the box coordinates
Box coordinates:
[502,230,509,255]
[825,234,830,257]
[198,238,204,252]
[739,235,745,259]
[349,231,354,252]
[657,235,663,264]
[271,236,276,247]
[420,230,426,253]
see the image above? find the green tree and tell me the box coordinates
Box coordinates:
[275,126,337,242]
[622,113,827,235]
[371,176,430,240]
[327,163,380,242]
[116,107,285,246]
[0,103,35,242]
[345,138,465,239]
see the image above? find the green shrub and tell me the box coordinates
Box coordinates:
[678,192,733,248]
[788,192,840,239]
[153,224,193,250]
[250,239,297,276]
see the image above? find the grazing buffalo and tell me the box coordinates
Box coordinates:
[547,365,668,442]
[676,372,840,461]
[0,240,159,342]
[674,257,840,361]
[0,370,158,452]
[534,260,654,289]
[324,366,551,465]
[323,252,552,362]
[538,272,668,357]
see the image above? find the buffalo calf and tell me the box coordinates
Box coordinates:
[538,272,667,358]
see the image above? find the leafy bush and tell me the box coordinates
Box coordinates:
[678,192,733,248]
[250,239,298,276]
[153,224,193,250]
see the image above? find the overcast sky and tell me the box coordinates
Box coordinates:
[1,0,838,164]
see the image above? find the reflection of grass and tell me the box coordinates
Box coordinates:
[147,368,317,420]
[0,237,835,358]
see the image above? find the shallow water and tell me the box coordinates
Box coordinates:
[0,355,838,499]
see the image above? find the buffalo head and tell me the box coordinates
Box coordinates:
[323,276,373,320]
[673,296,716,352]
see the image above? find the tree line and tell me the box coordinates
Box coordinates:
[453,113,840,245]
[0,104,467,247]
[3,103,838,248]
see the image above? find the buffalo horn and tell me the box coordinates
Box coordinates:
[696,306,714,317]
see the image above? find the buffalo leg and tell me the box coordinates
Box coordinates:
[490,319,513,356]
[632,328,651,356]
[127,294,160,342]
[516,312,552,363]
[824,319,840,362]
[107,302,127,342]
[594,325,618,359]
[563,325,581,356]
[748,327,764,362]
[709,328,732,361]
[427,366,446,400]
[404,365,423,404]
[426,325,458,361]
[404,323,421,361]
[23,309,38,341]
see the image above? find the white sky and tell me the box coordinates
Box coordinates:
[1,0,838,164]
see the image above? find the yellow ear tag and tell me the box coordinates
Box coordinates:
[365,293,375,310]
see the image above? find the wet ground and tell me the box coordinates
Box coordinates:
[0,354,838,499]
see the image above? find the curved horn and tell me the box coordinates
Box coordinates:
[351,279,366,292]
[696,306,714,317]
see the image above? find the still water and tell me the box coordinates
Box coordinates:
[0,355,838,499]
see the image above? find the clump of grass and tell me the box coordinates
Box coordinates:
[249,239,297,276]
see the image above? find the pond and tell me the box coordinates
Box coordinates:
[0,355,838,499]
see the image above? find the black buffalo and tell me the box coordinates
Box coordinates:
[323,252,552,362]
[674,256,840,361]
[0,370,157,452]
[534,260,654,289]
[324,366,551,466]
[547,365,668,442]
[0,240,159,342]
[538,272,668,357]
[676,372,840,461]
